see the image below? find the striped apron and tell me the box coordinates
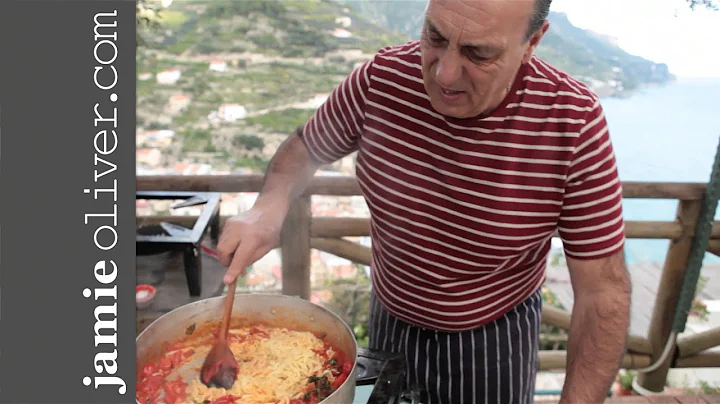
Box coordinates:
[368,288,543,404]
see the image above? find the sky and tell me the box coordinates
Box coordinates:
[549,0,720,78]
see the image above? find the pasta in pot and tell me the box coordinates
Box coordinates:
[136,324,354,404]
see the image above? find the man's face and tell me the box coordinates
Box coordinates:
[420,0,548,119]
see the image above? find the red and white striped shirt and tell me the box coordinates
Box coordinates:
[300,41,625,332]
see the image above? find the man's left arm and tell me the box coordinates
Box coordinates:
[561,252,631,403]
[556,99,632,404]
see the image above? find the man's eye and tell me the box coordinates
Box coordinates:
[467,52,489,63]
[428,33,445,44]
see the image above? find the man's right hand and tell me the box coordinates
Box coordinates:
[216,203,288,285]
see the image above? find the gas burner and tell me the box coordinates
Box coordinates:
[136,191,221,297]
[355,347,421,404]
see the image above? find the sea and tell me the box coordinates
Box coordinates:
[599,77,720,265]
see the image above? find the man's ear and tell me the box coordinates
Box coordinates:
[522,20,550,64]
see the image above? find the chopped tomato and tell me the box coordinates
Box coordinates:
[136,388,160,404]
[332,373,348,390]
[157,350,187,373]
[158,355,174,372]
[228,334,247,344]
[141,363,160,377]
[342,361,353,374]
[182,348,195,360]
[164,342,185,351]
[211,395,242,404]
[136,374,164,404]
[249,327,270,338]
[139,375,164,391]
[162,376,187,404]
[289,400,304,404]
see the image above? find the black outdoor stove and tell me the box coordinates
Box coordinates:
[136,191,221,297]
[356,347,420,404]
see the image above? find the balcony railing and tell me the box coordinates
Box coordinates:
[137,174,720,392]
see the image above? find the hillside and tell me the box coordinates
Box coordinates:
[135,0,674,173]
[136,0,408,171]
[540,12,674,94]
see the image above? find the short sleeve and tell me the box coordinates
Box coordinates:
[298,59,372,165]
[557,100,626,260]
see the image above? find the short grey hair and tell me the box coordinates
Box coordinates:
[420,0,552,42]
[525,0,552,40]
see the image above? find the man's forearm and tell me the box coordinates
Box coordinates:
[560,283,631,403]
[253,130,320,214]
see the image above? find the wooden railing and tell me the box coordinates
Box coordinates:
[137,175,720,392]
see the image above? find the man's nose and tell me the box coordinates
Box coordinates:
[435,49,462,88]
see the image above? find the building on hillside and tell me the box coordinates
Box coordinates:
[137,148,162,167]
[168,94,190,114]
[156,69,181,85]
[217,103,248,122]
[209,60,228,72]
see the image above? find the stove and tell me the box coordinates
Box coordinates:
[136,191,221,297]
[355,347,420,404]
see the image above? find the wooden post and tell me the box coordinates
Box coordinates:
[635,199,702,393]
[280,196,312,300]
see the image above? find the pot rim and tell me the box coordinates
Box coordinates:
[136,293,358,344]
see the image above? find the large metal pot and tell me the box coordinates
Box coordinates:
[136,293,358,404]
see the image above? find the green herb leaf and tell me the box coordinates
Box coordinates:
[186,323,196,335]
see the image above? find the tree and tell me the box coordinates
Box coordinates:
[136,0,162,48]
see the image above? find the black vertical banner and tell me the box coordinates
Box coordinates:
[0,1,136,403]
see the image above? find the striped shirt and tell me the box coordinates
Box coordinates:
[300,41,625,332]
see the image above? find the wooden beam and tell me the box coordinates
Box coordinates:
[541,305,571,329]
[308,218,720,239]
[310,237,371,266]
[540,305,651,354]
[280,196,312,300]
[676,327,720,358]
[136,175,362,196]
[621,181,706,200]
[538,350,651,370]
[707,240,720,258]
[136,175,706,200]
[636,200,702,393]
[138,214,720,240]
[311,217,370,237]
[674,351,720,368]
[626,335,654,356]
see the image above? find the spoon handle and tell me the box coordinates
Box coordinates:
[219,280,237,342]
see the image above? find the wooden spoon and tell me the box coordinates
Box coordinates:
[200,280,239,389]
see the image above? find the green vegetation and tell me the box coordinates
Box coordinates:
[247,109,316,134]
[233,134,265,151]
[540,287,568,351]
[322,266,372,347]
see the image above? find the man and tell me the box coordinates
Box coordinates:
[217,0,632,403]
